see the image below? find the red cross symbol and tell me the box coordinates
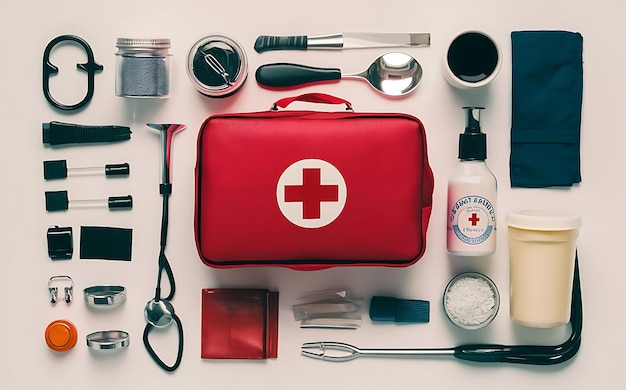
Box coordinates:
[468,213,480,226]
[284,168,339,219]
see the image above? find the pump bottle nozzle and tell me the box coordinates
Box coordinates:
[459,107,487,161]
[463,106,484,133]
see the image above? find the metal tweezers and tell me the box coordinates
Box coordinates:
[302,341,453,362]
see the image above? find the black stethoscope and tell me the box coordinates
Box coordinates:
[143,124,186,372]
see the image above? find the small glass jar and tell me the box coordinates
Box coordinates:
[443,272,500,330]
[115,38,171,98]
[186,34,248,98]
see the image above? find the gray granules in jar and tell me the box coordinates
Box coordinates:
[115,38,171,98]
[445,275,496,326]
[118,55,169,97]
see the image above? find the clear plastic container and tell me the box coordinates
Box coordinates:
[506,210,581,327]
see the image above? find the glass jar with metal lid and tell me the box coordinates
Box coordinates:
[115,38,172,98]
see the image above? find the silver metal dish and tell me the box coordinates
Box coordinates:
[84,285,127,308]
[86,330,130,351]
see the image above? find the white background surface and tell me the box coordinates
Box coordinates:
[2,0,625,388]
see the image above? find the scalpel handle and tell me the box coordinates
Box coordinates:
[254,35,307,53]
[254,34,344,53]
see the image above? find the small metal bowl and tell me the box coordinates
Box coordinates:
[86,330,130,352]
[443,272,500,330]
[83,285,127,309]
[186,34,248,98]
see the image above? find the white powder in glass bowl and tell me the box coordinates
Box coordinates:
[444,272,500,330]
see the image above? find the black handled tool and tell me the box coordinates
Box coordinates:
[42,121,131,145]
[254,32,430,53]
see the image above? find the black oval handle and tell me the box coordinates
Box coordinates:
[256,63,342,88]
[254,35,307,53]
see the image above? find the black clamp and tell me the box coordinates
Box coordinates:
[43,35,103,111]
[47,225,73,260]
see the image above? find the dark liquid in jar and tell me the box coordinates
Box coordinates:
[193,41,241,88]
[447,33,498,83]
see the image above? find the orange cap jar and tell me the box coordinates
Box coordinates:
[45,319,78,352]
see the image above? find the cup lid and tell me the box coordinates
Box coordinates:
[506,210,581,231]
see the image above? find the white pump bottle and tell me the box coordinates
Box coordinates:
[446,107,497,256]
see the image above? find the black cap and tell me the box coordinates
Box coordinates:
[105,163,130,177]
[43,160,68,179]
[369,296,430,323]
[458,107,486,161]
[45,191,69,211]
[108,195,133,209]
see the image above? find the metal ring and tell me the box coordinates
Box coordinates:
[84,285,127,307]
[86,330,130,351]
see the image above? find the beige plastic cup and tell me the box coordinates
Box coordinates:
[506,210,581,328]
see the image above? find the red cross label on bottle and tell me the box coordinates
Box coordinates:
[448,195,495,245]
[276,159,347,228]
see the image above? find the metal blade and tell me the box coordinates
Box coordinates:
[342,33,430,49]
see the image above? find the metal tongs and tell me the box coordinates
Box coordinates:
[302,255,582,366]
[302,341,455,362]
[200,50,232,85]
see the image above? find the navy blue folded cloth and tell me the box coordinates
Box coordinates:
[510,31,583,188]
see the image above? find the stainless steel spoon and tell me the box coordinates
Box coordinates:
[255,52,422,96]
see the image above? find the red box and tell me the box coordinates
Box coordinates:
[195,94,434,270]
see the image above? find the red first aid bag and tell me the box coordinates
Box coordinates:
[194,94,434,270]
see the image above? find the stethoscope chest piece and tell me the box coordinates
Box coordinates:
[144,299,175,328]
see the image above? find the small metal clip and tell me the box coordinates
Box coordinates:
[42,35,103,111]
[48,275,74,305]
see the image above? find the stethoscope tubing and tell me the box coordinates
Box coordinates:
[455,254,582,365]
